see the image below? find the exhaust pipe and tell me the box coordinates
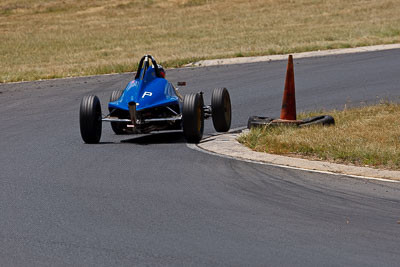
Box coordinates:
[128,101,137,125]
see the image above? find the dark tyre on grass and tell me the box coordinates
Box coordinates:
[182,93,204,143]
[247,116,275,129]
[80,95,102,144]
[109,90,127,135]
[211,87,231,132]
[300,115,335,127]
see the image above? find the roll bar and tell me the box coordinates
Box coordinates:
[134,55,162,80]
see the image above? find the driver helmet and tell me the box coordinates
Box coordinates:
[157,64,166,78]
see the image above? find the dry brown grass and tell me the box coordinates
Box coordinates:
[238,103,400,170]
[1,0,400,82]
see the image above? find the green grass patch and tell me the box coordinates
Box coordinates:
[238,103,400,170]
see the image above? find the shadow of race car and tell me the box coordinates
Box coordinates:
[79,55,231,144]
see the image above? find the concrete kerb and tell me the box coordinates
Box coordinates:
[193,130,400,183]
[187,44,400,67]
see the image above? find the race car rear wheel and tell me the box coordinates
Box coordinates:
[211,87,231,132]
[109,90,127,135]
[80,95,102,144]
[183,93,204,143]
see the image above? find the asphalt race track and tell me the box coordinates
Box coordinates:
[1,49,400,266]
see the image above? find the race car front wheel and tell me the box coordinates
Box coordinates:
[109,90,127,135]
[183,93,204,143]
[80,95,102,144]
[211,88,231,132]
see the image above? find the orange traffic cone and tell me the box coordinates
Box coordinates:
[280,55,296,120]
[247,54,334,129]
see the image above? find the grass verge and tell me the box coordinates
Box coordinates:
[1,0,400,82]
[238,102,400,171]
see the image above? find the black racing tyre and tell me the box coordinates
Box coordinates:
[211,88,231,132]
[182,93,204,143]
[80,95,102,144]
[299,115,335,127]
[110,90,123,102]
[109,90,127,135]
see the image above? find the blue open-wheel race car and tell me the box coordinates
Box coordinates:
[79,55,232,144]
